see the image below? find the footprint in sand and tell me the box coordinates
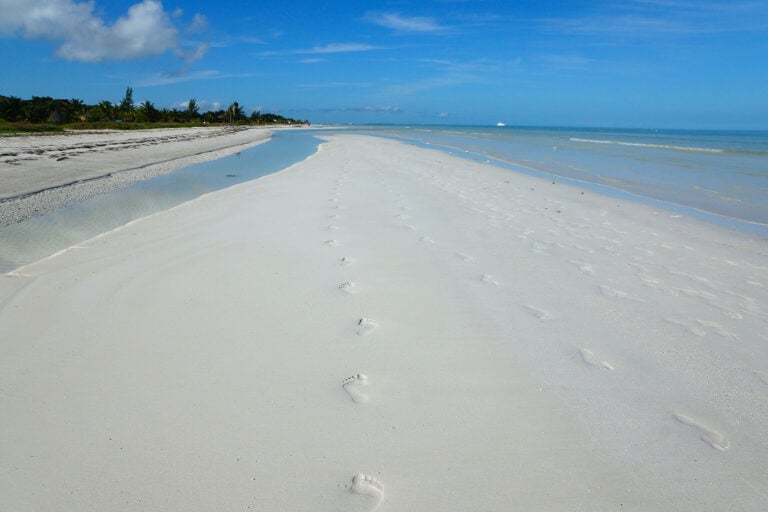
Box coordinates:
[420,236,436,244]
[696,320,739,340]
[325,239,339,247]
[481,274,499,286]
[456,252,474,262]
[672,413,729,451]
[639,274,663,287]
[579,348,615,371]
[327,225,340,231]
[754,368,768,384]
[341,256,355,266]
[339,281,356,294]
[524,305,552,321]
[357,318,378,336]
[598,284,644,302]
[568,260,594,274]
[666,317,707,337]
[665,318,738,340]
[677,287,717,301]
[342,374,369,403]
[351,473,384,511]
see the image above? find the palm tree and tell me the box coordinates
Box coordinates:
[138,100,159,122]
[227,101,244,125]
[0,95,24,121]
[24,96,54,122]
[94,100,116,121]
[118,86,135,118]
[70,98,86,122]
[186,98,200,121]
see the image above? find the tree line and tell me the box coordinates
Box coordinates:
[0,87,308,130]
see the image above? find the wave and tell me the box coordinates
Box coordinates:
[570,137,725,154]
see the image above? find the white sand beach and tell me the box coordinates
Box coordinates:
[1,134,767,511]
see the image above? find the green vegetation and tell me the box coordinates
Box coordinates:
[0,87,308,133]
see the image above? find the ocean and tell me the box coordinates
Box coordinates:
[349,125,768,235]
[1,125,766,273]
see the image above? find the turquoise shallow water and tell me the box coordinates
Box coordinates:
[346,125,768,235]
[0,130,322,273]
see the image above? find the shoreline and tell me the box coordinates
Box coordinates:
[359,125,768,235]
[415,136,768,239]
[1,134,766,510]
[0,126,274,226]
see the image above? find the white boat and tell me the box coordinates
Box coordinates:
[496,122,506,127]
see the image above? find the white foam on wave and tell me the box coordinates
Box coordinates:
[569,137,724,154]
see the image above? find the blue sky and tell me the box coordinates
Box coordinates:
[1,0,766,128]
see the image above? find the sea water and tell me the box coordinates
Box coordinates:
[0,130,321,273]
[352,125,768,236]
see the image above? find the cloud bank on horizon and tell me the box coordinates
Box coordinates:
[0,0,766,128]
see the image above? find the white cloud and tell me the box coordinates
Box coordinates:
[137,69,222,86]
[0,0,208,62]
[239,36,265,44]
[361,105,401,112]
[298,81,373,88]
[200,100,222,111]
[137,69,254,87]
[366,12,445,33]
[187,13,207,33]
[545,1,768,36]
[176,42,209,62]
[289,105,402,114]
[307,43,379,54]
[261,42,382,56]
[537,54,593,70]
[385,76,468,96]
[171,99,229,111]
[381,57,521,96]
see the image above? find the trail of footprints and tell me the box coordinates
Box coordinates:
[325,172,387,509]
[321,167,732,509]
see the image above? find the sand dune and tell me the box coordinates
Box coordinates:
[1,134,766,511]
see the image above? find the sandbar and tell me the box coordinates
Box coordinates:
[0,134,766,511]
